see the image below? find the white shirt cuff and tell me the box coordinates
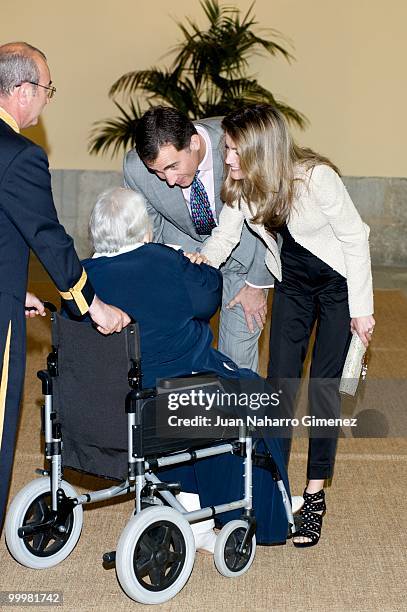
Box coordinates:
[245,280,274,289]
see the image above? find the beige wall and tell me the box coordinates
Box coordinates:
[2,0,406,177]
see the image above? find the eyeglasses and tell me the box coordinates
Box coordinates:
[26,81,56,99]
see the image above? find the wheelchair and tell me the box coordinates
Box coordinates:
[5,305,294,605]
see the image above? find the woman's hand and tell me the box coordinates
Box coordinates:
[350,315,375,348]
[184,251,210,265]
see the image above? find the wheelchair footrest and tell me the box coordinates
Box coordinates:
[102,551,116,569]
[146,481,181,496]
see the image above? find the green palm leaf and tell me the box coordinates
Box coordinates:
[88,100,141,157]
[89,0,306,158]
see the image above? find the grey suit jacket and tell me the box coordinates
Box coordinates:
[123,117,273,286]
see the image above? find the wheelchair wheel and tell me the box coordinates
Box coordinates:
[5,477,83,569]
[214,520,256,578]
[116,506,195,604]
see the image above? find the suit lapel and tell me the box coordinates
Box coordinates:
[211,137,225,219]
[196,119,225,219]
[241,200,280,267]
[149,176,202,241]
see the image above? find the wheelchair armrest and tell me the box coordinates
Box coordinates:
[157,372,220,391]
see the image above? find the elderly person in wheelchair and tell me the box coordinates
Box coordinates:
[69,188,291,549]
[85,186,250,389]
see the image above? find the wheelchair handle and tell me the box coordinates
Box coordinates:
[26,301,57,313]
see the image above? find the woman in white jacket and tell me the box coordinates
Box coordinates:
[201,104,375,547]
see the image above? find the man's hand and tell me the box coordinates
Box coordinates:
[227,285,267,333]
[184,251,210,265]
[25,292,46,318]
[351,315,376,348]
[88,295,131,335]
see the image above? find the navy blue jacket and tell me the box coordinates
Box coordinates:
[81,244,243,388]
[81,243,291,544]
[0,118,93,312]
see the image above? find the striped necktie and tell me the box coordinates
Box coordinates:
[189,171,216,235]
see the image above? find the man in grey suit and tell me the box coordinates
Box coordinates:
[124,106,273,371]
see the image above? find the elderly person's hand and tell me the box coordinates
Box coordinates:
[351,315,375,348]
[184,251,210,265]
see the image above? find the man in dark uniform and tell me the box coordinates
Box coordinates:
[0,42,130,532]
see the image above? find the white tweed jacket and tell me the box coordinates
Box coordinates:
[201,164,373,318]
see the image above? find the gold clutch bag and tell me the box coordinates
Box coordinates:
[339,334,368,396]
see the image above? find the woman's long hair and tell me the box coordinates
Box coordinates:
[221,104,339,232]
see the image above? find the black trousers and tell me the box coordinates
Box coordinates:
[267,246,352,480]
[0,293,26,533]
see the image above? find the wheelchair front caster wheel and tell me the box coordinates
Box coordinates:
[116,506,195,604]
[214,520,256,578]
[5,477,83,569]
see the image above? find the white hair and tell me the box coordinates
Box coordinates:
[89,187,151,253]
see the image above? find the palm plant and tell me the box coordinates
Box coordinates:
[89,0,307,157]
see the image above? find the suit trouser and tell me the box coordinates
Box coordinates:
[217,259,264,373]
[267,279,351,480]
[0,293,26,533]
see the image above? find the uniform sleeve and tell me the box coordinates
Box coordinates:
[2,143,94,316]
[309,165,373,317]
[176,250,223,320]
[201,201,245,268]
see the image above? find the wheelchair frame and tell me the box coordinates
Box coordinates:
[5,306,294,605]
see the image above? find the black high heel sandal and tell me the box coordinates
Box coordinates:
[293,489,326,548]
